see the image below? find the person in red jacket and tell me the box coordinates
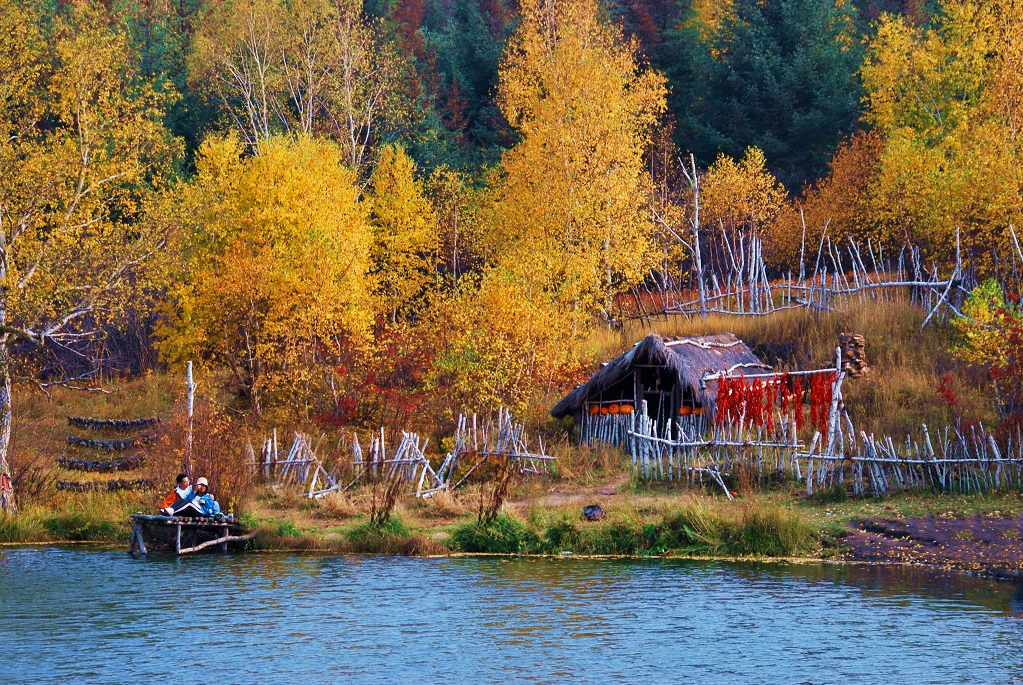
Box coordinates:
[159,473,193,515]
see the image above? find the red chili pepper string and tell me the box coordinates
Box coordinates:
[809,373,819,432]
[793,376,804,431]
[715,376,727,427]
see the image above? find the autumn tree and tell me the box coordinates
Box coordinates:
[189,0,410,173]
[426,166,488,279]
[768,130,884,270]
[0,2,179,511]
[701,147,787,240]
[491,0,667,323]
[860,0,1023,265]
[156,136,375,416]
[427,269,584,414]
[367,144,439,320]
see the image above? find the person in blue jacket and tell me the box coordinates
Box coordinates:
[193,477,221,516]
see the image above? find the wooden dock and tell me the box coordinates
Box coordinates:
[129,514,253,556]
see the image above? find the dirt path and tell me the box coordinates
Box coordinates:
[507,476,631,510]
[842,515,1023,579]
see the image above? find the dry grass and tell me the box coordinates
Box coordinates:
[409,489,470,519]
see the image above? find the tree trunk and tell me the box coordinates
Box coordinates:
[0,340,16,513]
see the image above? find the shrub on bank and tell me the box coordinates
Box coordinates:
[43,509,121,542]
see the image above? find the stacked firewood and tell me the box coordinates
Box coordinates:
[839,333,869,377]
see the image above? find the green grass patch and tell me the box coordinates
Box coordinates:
[43,508,123,542]
[0,512,47,542]
[448,501,820,558]
[450,514,541,553]
[341,515,435,555]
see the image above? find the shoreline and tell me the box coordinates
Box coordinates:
[6,536,1021,582]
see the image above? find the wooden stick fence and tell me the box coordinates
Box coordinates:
[799,423,1023,497]
[252,431,340,499]
[441,407,554,492]
[624,230,985,327]
[590,365,1023,497]
[342,429,445,498]
[254,408,554,501]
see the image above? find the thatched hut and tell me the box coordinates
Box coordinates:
[550,333,770,428]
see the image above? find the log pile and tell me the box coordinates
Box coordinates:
[66,435,153,451]
[68,416,158,432]
[839,333,869,377]
[57,479,154,492]
[56,415,156,492]
[57,455,144,472]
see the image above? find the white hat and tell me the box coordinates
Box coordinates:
[195,477,209,486]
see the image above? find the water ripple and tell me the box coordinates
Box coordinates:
[0,548,1021,683]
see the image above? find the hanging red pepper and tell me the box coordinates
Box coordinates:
[779,372,790,413]
[793,376,804,430]
[809,373,818,432]
[819,371,836,434]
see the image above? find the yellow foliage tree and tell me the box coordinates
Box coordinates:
[492,0,667,323]
[156,136,375,416]
[427,269,584,414]
[952,279,1021,368]
[860,0,1023,265]
[0,2,178,511]
[367,144,439,320]
[701,147,788,241]
[768,130,884,270]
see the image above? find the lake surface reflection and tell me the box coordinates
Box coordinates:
[1,547,1021,683]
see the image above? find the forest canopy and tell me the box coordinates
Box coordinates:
[2,0,1021,504]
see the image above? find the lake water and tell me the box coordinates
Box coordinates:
[1,547,1021,684]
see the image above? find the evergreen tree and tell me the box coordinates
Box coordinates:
[662,0,864,188]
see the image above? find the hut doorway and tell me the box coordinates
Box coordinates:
[634,365,677,429]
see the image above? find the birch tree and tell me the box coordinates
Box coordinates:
[0,3,178,511]
[491,0,667,324]
[190,0,409,174]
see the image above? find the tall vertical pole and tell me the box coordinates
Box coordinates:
[690,154,707,320]
[185,361,195,478]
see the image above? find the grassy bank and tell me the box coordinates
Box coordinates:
[2,298,1018,566]
[448,499,819,557]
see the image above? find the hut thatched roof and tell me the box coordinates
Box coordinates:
[550,333,770,418]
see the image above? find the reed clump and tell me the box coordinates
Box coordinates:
[0,511,47,542]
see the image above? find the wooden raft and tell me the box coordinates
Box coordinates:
[129,514,253,556]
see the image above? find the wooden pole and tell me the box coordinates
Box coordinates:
[185,361,195,478]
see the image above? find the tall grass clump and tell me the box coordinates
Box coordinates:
[449,513,540,553]
[0,511,47,542]
[43,507,122,541]
[341,515,438,555]
[450,499,821,558]
[724,503,818,557]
